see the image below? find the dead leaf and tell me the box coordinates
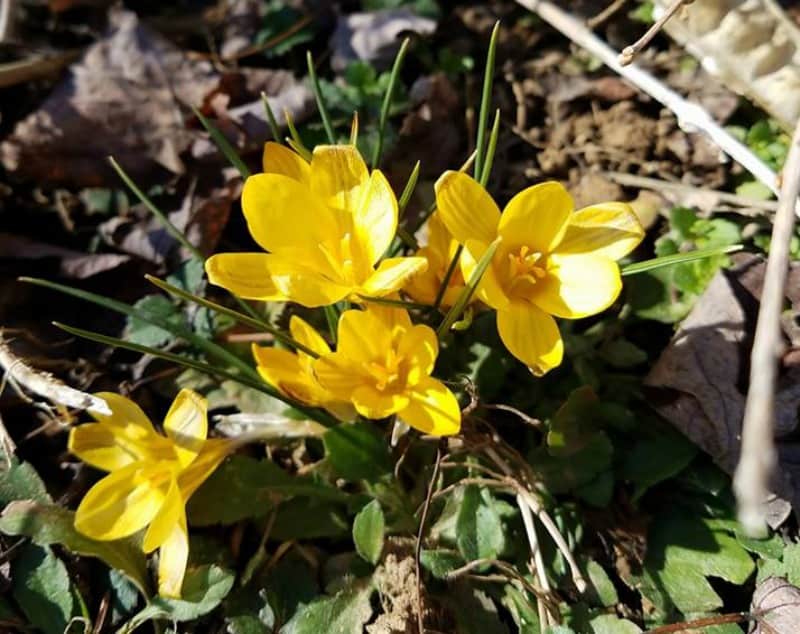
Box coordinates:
[645,254,800,525]
[752,577,800,633]
[330,8,436,72]
[0,9,220,187]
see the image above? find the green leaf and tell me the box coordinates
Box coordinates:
[0,460,51,505]
[271,498,351,540]
[323,422,392,481]
[166,258,205,294]
[444,583,509,634]
[352,500,385,565]
[501,585,540,633]
[456,486,505,562]
[126,294,181,347]
[621,426,697,501]
[280,581,374,634]
[599,339,647,368]
[546,386,600,457]
[420,549,465,579]
[589,614,642,634]
[263,552,319,625]
[585,559,618,607]
[11,544,75,634]
[122,565,234,630]
[0,501,149,595]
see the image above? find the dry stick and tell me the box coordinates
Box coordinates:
[587,0,629,29]
[518,493,552,629]
[644,613,751,634]
[415,440,444,634]
[734,120,800,536]
[513,0,783,201]
[619,0,694,66]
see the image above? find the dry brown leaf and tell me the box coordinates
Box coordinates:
[645,254,800,525]
[752,577,800,633]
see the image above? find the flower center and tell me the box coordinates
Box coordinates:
[319,232,358,285]
[505,246,551,298]
[364,348,404,391]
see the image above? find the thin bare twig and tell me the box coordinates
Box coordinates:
[734,119,800,536]
[644,612,750,633]
[619,0,693,65]
[513,0,782,201]
[587,0,628,29]
[416,439,444,634]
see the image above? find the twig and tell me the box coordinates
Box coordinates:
[513,0,783,201]
[587,0,629,29]
[619,0,693,65]
[0,0,14,43]
[0,331,110,416]
[734,119,800,536]
[518,493,552,629]
[416,439,444,634]
[644,612,750,633]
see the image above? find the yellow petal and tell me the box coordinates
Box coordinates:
[496,304,564,376]
[74,463,169,541]
[242,173,342,253]
[142,477,182,553]
[164,389,208,468]
[533,254,622,319]
[434,171,500,245]
[90,392,155,432]
[400,376,461,436]
[309,145,370,212]
[205,253,288,301]
[314,353,366,399]
[253,345,329,406]
[266,255,353,307]
[157,511,189,598]
[398,324,438,379]
[352,385,409,419]
[68,424,141,472]
[556,202,645,260]
[353,169,398,264]
[177,439,233,500]
[262,141,310,182]
[462,239,510,311]
[401,247,441,305]
[359,257,428,297]
[497,182,572,254]
[335,309,393,364]
[289,315,331,357]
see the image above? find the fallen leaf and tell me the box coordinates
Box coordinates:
[752,577,800,633]
[645,254,800,525]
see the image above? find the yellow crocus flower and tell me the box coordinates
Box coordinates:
[205,143,427,307]
[404,212,469,308]
[435,172,644,376]
[313,306,461,436]
[69,390,233,598]
[252,315,355,421]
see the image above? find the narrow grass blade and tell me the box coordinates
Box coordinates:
[21,277,260,382]
[371,37,410,169]
[357,295,432,310]
[193,107,250,179]
[324,305,339,344]
[395,226,418,250]
[285,109,312,160]
[350,112,359,145]
[621,244,744,276]
[53,322,336,426]
[474,21,500,183]
[145,275,319,358]
[108,157,203,261]
[437,237,501,338]
[398,161,420,215]
[260,91,282,142]
[306,51,336,144]
[432,245,463,313]
[479,109,501,187]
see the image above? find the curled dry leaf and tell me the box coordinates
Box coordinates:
[0,233,130,278]
[752,577,800,633]
[646,254,800,526]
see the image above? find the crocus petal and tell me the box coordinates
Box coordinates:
[69,424,141,472]
[164,389,208,468]
[253,345,329,406]
[556,202,644,260]
[354,169,397,264]
[352,385,410,420]
[90,392,155,432]
[242,173,342,253]
[205,253,288,301]
[310,145,369,212]
[398,324,438,379]
[359,257,428,297]
[497,182,572,253]
[334,309,392,364]
[314,352,366,399]
[266,255,353,307]
[289,315,331,357]
[496,303,564,376]
[177,439,233,500]
[157,510,189,598]
[434,171,500,245]
[74,463,169,541]
[462,239,510,311]
[142,477,182,553]
[533,253,622,319]
[400,376,461,436]
[262,141,310,182]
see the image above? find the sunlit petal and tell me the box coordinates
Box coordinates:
[398,324,438,379]
[205,253,288,301]
[400,376,461,436]
[265,255,353,307]
[352,385,409,419]
[359,257,427,297]
[253,345,329,406]
[533,254,622,319]
[177,439,233,500]
[309,145,370,213]
[157,510,189,598]
[90,392,155,432]
[142,477,182,553]
[262,141,310,182]
[289,316,332,357]
[354,170,398,264]
[556,202,644,260]
[314,352,367,399]
[68,424,142,472]
[335,308,392,363]
[434,171,500,245]
[462,239,510,311]
[496,303,564,376]
[163,390,208,468]
[498,182,572,254]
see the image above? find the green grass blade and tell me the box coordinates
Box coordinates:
[357,295,432,310]
[108,157,203,261]
[437,237,501,338]
[145,275,319,358]
[306,51,336,144]
[479,109,501,187]
[324,305,339,344]
[285,110,313,161]
[350,112,359,145]
[371,37,410,169]
[260,91,282,142]
[395,226,418,250]
[432,245,463,313]
[621,244,744,276]
[192,107,251,179]
[52,322,335,426]
[21,277,260,382]
[474,21,500,183]
[398,161,420,215]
